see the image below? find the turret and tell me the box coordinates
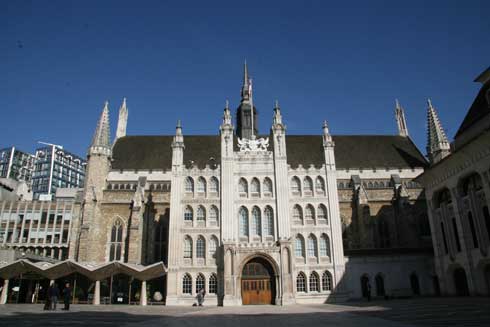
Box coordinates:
[171,120,185,169]
[426,99,451,165]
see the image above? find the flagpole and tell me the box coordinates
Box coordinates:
[249,78,254,138]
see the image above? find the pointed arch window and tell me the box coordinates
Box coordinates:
[196,274,205,293]
[109,219,123,261]
[184,236,193,259]
[303,177,313,195]
[264,206,274,237]
[182,274,192,294]
[305,204,315,221]
[317,204,327,223]
[319,234,331,257]
[239,178,248,197]
[296,272,307,292]
[196,236,206,258]
[209,177,219,194]
[239,207,249,237]
[293,205,303,224]
[251,178,260,197]
[322,271,332,291]
[209,236,218,259]
[209,273,218,294]
[197,177,206,194]
[263,177,273,197]
[309,272,320,292]
[209,205,219,223]
[197,206,206,222]
[307,234,318,258]
[295,235,305,258]
[185,177,194,193]
[315,176,325,195]
[184,206,193,221]
[291,176,301,195]
[251,206,262,236]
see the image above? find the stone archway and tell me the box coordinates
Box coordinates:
[240,256,277,305]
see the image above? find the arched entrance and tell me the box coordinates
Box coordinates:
[375,274,385,297]
[410,273,420,295]
[241,257,276,305]
[453,268,469,296]
[360,275,370,299]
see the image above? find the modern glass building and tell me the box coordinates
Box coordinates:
[0,147,35,185]
[31,145,86,199]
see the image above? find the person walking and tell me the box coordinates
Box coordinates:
[62,282,72,311]
[49,283,60,310]
[43,285,52,310]
[196,288,206,306]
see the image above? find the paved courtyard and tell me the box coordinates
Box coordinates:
[0,297,489,327]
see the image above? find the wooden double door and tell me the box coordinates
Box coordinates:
[241,258,275,305]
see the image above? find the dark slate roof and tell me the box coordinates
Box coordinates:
[454,78,490,138]
[286,135,427,169]
[112,134,427,171]
[112,135,221,170]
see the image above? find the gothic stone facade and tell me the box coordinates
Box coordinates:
[73,65,434,305]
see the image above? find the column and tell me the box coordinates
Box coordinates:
[93,280,100,305]
[140,280,147,306]
[0,279,9,304]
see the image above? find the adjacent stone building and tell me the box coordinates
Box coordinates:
[416,67,490,296]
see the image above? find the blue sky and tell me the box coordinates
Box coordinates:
[1,0,489,157]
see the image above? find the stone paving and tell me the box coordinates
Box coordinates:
[0,297,489,327]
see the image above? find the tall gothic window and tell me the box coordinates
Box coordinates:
[196,273,205,293]
[309,272,320,292]
[295,235,305,258]
[291,176,301,195]
[197,206,206,222]
[251,178,260,197]
[209,273,218,294]
[293,205,303,224]
[307,234,318,258]
[196,236,205,258]
[303,177,313,195]
[182,274,192,294]
[185,177,194,193]
[209,205,219,223]
[296,272,307,292]
[315,176,325,195]
[317,204,327,223]
[197,177,206,194]
[109,219,123,261]
[209,177,219,194]
[209,236,218,259]
[239,178,248,197]
[184,236,193,259]
[322,271,332,291]
[251,206,261,236]
[263,177,273,196]
[239,207,249,237]
[184,206,193,221]
[319,234,331,257]
[305,204,314,221]
[264,206,274,237]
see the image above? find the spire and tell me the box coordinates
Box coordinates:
[241,60,250,101]
[322,120,333,146]
[91,101,111,150]
[273,99,283,126]
[173,119,184,145]
[223,99,232,125]
[115,97,128,141]
[426,99,450,164]
[395,99,409,137]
